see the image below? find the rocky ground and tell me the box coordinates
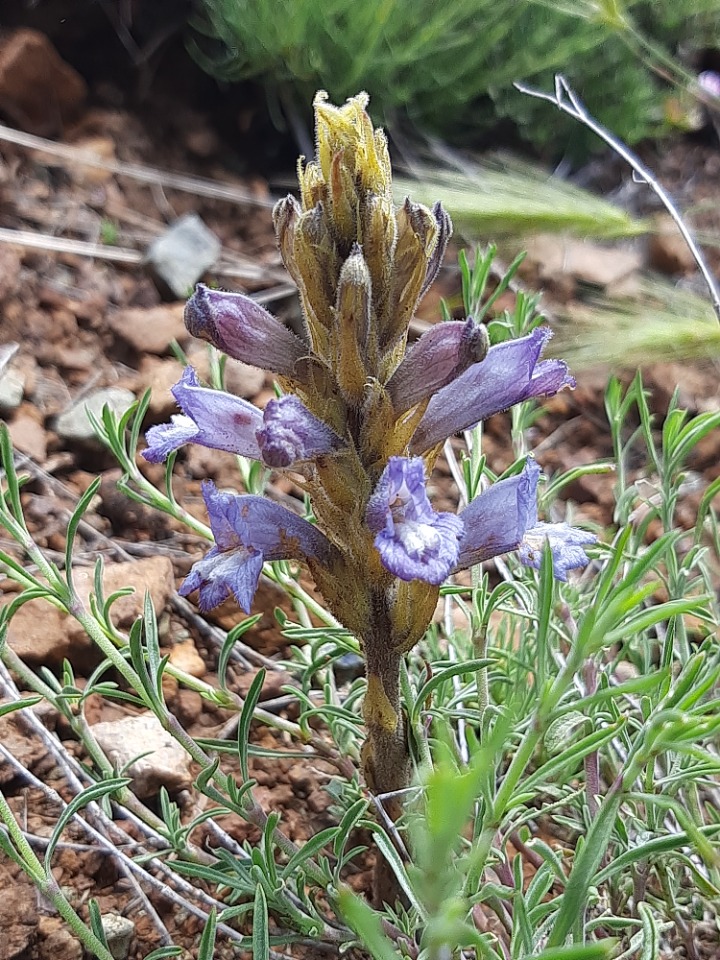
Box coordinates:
[0,14,719,960]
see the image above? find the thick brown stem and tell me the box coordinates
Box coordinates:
[361,599,412,906]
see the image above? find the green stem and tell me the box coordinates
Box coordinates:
[0,792,116,960]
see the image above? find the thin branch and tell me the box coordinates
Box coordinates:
[0,122,275,209]
[515,75,720,322]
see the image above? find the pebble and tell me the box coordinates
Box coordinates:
[101,914,135,960]
[0,368,25,414]
[168,638,207,678]
[648,215,696,275]
[92,712,193,798]
[108,303,188,356]
[54,386,136,443]
[137,355,183,418]
[8,411,47,461]
[0,29,86,135]
[144,213,221,298]
[5,556,174,668]
[224,358,266,398]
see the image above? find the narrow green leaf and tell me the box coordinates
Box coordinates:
[64,477,102,593]
[218,615,262,689]
[252,884,269,960]
[44,777,130,873]
[547,789,623,947]
[411,658,494,725]
[337,887,399,960]
[197,908,218,960]
[238,669,265,782]
[284,827,337,877]
[0,696,42,719]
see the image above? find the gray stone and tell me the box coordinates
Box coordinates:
[101,914,135,960]
[55,386,135,443]
[91,712,193,798]
[145,213,221,298]
[0,368,25,414]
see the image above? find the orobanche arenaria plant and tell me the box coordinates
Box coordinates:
[144,92,595,803]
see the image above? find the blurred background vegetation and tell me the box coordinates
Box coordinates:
[189,0,720,157]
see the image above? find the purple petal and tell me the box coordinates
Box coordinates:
[256,395,344,468]
[410,327,575,454]
[366,457,463,584]
[386,318,489,413]
[143,415,199,463]
[180,481,335,612]
[455,458,596,580]
[455,460,540,570]
[185,284,308,378]
[518,523,597,581]
[142,366,263,462]
[699,71,720,99]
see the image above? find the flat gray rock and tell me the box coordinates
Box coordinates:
[55,386,136,443]
[145,212,221,298]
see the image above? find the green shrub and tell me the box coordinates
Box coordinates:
[190,0,720,155]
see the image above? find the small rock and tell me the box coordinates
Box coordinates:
[92,712,193,798]
[223,358,266,398]
[0,29,86,135]
[168,638,206,678]
[5,598,94,669]
[174,688,203,726]
[0,248,21,302]
[523,235,643,290]
[0,368,25,414]
[7,411,47,461]
[71,557,175,633]
[55,386,136,443]
[0,865,38,958]
[144,213,221,299]
[5,557,174,668]
[37,916,83,960]
[333,652,365,684]
[137,356,183,418]
[67,134,116,186]
[648,216,696,276]
[108,303,188,356]
[101,914,135,960]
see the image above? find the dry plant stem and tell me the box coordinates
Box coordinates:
[515,75,720,322]
[0,121,274,209]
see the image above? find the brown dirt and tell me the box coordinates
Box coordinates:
[0,17,719,960]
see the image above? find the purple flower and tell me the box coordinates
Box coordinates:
[386,318,489,413]
[366,457,464,584]
[181,481,335,612]
[185,284,308,378]
[517,524,597,582]
[409,327,575,454]
[699,71,720,100]
[143,367,263,463]
[455,459,596,580]
[256,395,344,467]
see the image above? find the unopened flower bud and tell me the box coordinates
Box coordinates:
[185,284,308,380]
